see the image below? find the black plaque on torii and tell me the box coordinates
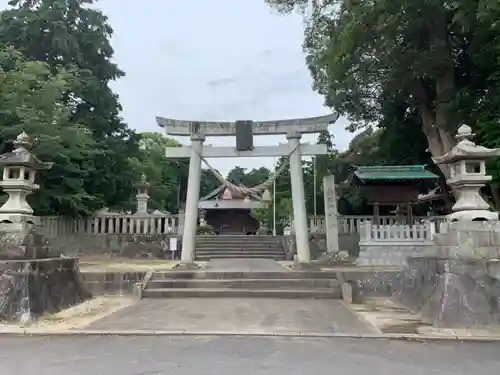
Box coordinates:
[235,120,254,151]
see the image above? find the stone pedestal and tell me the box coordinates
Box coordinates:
[432,221,500,259]
[0,223,59,260]
[0,225,90,322]
[394,221,500,327]
[394,257,500,327]
[0,257,91,322]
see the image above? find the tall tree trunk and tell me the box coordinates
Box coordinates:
[414,80,455,177]
[417,2,458,170]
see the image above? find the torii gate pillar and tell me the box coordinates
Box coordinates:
[158,114,338,265]
[181,133,205,263]
[287,131,310,263]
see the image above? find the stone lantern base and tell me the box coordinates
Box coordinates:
[446,209,499,222]
[0,213,40,227]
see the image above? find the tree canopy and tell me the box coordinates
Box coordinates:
[5,0,500,220]
[267,0,500,150]
[0,0,194,215]
[265,0,500,207]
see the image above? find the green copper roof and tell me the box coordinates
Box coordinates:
[353,165,439,181]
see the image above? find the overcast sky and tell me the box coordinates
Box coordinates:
[2,0,353,174]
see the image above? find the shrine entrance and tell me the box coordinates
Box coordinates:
[198,181,263,235]
[158,114,338,264]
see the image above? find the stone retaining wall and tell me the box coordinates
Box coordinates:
[46,233,180,258]
[44,232,360,260]
[80,271,146,295]
[0,258,91,322]
[356,244,435,266]
[394,257,500,327]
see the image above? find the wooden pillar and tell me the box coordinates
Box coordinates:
[373,202,380,226]
[407,202,413,226]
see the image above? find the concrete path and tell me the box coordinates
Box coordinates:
[87,298,374,334]
[204,258,290,272]
[1,336,498,374]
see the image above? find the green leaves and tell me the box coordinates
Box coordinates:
[0,0,139,215]
[129,132,189,213]
[0,45,101,214]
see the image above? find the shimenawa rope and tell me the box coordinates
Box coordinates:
[196,143,301,196]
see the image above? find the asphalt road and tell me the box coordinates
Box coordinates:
[0,336,497,375]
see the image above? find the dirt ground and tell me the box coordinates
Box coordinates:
[78,255,182,272]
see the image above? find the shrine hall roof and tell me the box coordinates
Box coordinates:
[200,183,262,202]
[350,165,439,182]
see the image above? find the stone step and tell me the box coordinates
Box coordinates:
[196,245,282,250]
[196,247,283,251]
[195,251,284,255]
[195,254,285,258]
[195,249,284,254]
[146,278,340,290]
[195,254,285,260]
[151,271,340,280]
[196,237,281,245]
[196,236,282,241]
[141,288,340,299]
[196,240,282,246]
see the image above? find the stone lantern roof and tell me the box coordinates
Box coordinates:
[433,124,500,164]
[135,173,150,189]
[0,132,53,170]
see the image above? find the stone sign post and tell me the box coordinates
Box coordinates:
[323,175,339,253]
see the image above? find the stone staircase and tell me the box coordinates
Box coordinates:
[195,235,286,260]
[142,270,341,299]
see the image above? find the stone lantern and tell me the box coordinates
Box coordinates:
[135,173,150,214]
[433,124,500,221]
[0,132,53,226]
[261,188,272,205]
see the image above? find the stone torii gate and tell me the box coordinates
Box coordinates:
[157,114,337,265]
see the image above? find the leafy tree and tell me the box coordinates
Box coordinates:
[0,46,99,214]
[226,166,247,184]
[200,169,222,198]
[0,0,140,213]
[128,132,189,213]
[266,0,500,179]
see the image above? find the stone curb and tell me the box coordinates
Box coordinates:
[2,329,500,342]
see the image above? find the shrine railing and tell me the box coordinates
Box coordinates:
[40,212,445,238]
[40,212,182,238]
[309,215,446,234]
[359,221,435,245]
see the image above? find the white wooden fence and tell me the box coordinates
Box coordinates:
[40,212,182,238]
[359,221,435,245]
[40,212,444,238]
[309,215,445,234]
